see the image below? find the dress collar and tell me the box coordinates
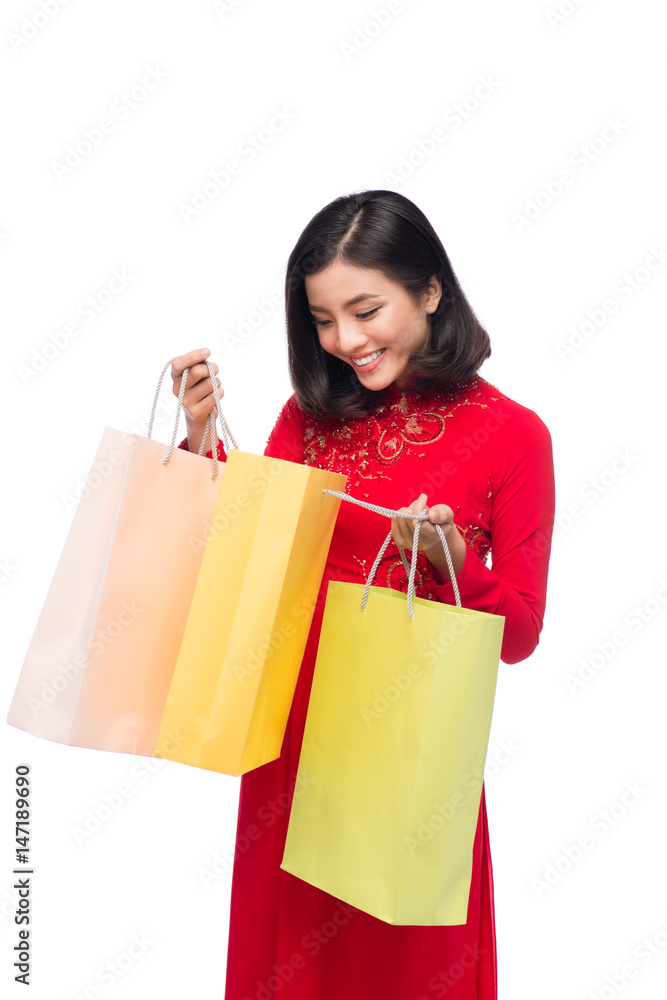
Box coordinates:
[376,371,480,404]
[377,369,425,400]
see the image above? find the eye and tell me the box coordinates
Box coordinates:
[310,307,380,326]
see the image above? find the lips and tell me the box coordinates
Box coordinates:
[350,348,386,367]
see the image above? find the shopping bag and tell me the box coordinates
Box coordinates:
[152,453,347,776]
[280,492,505,925]
[7,358,234,757]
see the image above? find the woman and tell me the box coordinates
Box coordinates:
[172,189,555,999]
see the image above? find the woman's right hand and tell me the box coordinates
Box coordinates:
[170,348,223,454]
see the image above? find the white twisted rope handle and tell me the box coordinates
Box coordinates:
[323,490,462,619]
[147,358,239,479]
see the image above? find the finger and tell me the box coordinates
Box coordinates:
[391,514,410,551]
[188,377,223,407]
[393,507,414,546]
[173,367,221,405]
[174,363,219,392]
[184,363,220,388]
[411,493,428,518]
[394,515,420,550]
[184,392,222,424]
[402,493,428,535]
[426,503,453,526]
[171,347,211,377]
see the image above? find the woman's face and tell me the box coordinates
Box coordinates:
[305,260,442,390]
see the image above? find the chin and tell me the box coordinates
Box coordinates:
[347,359,392,381]
[352,370,394,390]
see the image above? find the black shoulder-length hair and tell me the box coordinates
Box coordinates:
[284,189,491,420]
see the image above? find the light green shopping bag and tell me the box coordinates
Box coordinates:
[280,493,505,925]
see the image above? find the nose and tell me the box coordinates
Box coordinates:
[335,321,370,356]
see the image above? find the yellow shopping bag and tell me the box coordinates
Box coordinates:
[280,493,504,925]
[152,451,346,777]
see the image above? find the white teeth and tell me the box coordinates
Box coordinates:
[352,348,385,367]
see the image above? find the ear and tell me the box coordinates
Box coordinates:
[423,273,442,314]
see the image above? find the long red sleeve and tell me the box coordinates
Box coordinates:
[177,432,227,461]
[424,404,556,664]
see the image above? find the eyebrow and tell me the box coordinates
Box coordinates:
[308,293,382,312]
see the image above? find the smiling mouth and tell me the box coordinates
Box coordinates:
[350,348,386,367]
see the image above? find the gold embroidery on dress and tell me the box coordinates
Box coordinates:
[452,473,493,563]
[316,383,500,597]
[352,553,368,580]
[302,377,503,499]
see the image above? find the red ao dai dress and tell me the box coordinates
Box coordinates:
[178,372,556,1000]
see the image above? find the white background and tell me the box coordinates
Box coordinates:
[1,1,666,997]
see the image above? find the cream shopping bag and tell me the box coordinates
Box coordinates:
[7,358,233,755]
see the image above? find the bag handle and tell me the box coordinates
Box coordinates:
[323,490,462,619]
[147,359,239,480]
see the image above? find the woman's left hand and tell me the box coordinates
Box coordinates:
[391,493,467,584]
